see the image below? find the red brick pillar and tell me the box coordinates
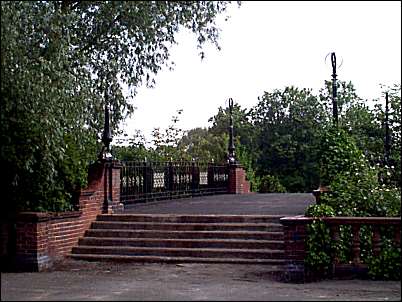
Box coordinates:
[228,164,251,194]
[15,212,52,272]
[104,160,123,214]
[280,216,313,282]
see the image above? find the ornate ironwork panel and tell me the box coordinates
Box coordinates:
[120,161,229,204]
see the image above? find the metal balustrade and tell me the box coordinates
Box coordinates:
[120,161,229,204]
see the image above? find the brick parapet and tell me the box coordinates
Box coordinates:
[14,160,123,271]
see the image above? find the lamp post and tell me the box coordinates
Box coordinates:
[325,52,343,127]
[330,52,339,127]
[227,97,236,164]
[100,87,113,161]
[384,92,391,166]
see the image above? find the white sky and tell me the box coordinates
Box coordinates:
[118,1,401,144]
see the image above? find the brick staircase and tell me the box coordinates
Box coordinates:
[69,214,287,265]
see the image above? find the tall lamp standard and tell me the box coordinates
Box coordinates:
[384,91,391,166]
[100,87,113,161]
[330,52,339,126]
[326,52,343,127]
[227,97,236,164]
[314,53,343,203]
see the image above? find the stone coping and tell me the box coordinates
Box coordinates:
[280,215,401,225]
[80,190,96,196]
[280,215,313,225]
[16,211,82,222]
[324,216,401,225]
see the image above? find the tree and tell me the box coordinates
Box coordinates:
[319,80,383,164]
[1,1,237,212]
[208,103,255,148]
[320,81,401,186]
[378,84,401,186]
[151,109,187,161]
[250,86,328,192]
[178,128,228,162]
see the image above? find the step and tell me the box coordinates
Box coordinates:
[90,221,283,232]
[68,253,288,265]
[84,229,284,240]
[71,246,285,259]
[97,214,284,224]
[78,237,285,250]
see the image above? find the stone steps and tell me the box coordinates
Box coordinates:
[68,254,287,265]
[84,229,284,240]
[90,221,283,232]
[78,237,284,249]
[70,214,287,264]
[96,214,283,224]
[71,246,285,259]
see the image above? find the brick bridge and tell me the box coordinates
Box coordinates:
[3,159,400,283]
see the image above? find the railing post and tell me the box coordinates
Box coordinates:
[142,161,147,201]
[394,225,401,247]
[207,163,214,188]
[168,161,174,197]
[191,161,196,196]
[329,224,340,274]
[352,225,361,266]
[372,225,382,257]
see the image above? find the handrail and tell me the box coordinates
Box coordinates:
[323,216,401,224]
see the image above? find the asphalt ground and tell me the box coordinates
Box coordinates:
[2,194,400,301]
[2,259,401,301]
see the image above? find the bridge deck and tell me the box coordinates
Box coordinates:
[123,193,315,216]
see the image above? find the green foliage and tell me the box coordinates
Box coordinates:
[179,128,228,163]
[318,127,367,187]
[307,128,401,280]
[235,143,260,192]
[380,84,401,187]
[251,86,328,192]
[151,109,187,161]
[1,1,235,213]
[320,81,401,186]
[319,128,401,217]
[366,237,401,280]
[304,204,335,276]
[114,110,229,163]
[258,175,286,193]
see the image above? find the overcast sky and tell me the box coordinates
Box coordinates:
[118,1,401,144]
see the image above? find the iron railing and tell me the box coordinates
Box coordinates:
[120,161,229,204]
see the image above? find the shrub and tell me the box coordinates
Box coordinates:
[366,236,401,280]
[258,175,286,193]
[307,127,401,280]
[304,204,335,277]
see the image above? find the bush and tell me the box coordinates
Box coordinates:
[258,175,286,193]
[366,236,401,280]
[304,204,335,278]
[307,127,401,280]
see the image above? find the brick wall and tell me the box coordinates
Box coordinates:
[228,164,251,194]
[13,160,123,271]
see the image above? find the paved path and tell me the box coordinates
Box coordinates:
[124,193,315,215]
[2,260,400,301]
